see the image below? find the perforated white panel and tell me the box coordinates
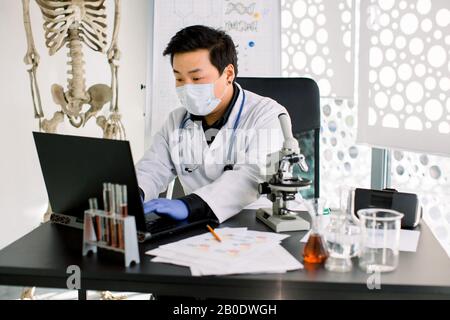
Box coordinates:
[281,0,355,98]
[358,0,450,156]
[320,98,371,208]
[391,149,450,256]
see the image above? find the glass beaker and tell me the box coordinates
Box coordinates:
[303,198,329,264]
[324,210,360,272]
[358,209,404,273]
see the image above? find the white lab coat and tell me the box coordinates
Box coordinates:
[136,83,286,223]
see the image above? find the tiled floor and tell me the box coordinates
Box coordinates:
[0,285,152,300]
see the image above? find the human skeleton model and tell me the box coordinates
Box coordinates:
[22,0,125,139]
[20,0,126,301]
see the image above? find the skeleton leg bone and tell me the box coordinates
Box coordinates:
[41,112,64,133]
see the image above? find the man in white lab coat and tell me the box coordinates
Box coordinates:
[136,25,287,224]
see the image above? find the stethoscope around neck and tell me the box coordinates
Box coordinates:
[179,90,246,174]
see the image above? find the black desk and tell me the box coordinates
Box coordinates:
[1,210,450,299]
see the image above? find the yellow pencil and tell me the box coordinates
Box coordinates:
[207,225,222,242]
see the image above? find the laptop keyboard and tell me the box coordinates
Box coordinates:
[143,214,216,240]
[145,216,181,233]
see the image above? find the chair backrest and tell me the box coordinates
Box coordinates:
[237,77,321,199]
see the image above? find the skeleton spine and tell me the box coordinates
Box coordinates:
[67,28,87,101]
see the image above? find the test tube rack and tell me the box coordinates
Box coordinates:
[82,210,140,267]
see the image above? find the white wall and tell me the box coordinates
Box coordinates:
[0,1,150,249]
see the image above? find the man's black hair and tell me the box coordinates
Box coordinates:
[163,25,238,77]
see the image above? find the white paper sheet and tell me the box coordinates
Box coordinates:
[146,228,301,276]
[153,244,303,276]
[397,229,421,253]
[192,245,303,276]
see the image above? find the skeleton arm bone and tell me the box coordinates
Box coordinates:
[22,0,40,66]
[107,0,121,61]
[107,0,121,112]
[22,0,44,119]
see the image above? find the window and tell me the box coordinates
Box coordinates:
[391,150,450,256]
[281,0,450,256]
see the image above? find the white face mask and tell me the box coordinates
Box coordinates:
[176,77,228,116]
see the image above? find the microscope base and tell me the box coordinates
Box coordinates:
[256,208,310,233]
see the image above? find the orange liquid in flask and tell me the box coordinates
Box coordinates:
[303,233,328,264]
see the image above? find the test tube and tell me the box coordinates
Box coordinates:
[88,198,100,242]
[102,183,111,244]
[103,183,111,213]
[116,184,123,248]
[115,184,122,214]
[89,197,98,211]
[109,183,116,246]
[117,184,123,246]
[118,185,128,249]
[109,183,116,215]
[121,185,128,217]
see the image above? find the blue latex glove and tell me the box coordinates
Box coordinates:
[143,199,189,221]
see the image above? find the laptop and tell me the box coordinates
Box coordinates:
[33,132,214,242]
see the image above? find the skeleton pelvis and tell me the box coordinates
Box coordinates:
[51,83,112,127]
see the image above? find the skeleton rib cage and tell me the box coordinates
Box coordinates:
[22,0,125,139]
[37,0,108,54]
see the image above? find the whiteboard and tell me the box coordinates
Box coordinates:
[146,0,281,142]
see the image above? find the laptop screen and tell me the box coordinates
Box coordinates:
[33,132,146,230]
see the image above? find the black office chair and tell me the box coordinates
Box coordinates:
[237,77,321,199]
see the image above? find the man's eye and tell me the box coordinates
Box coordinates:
[193,77,202,81]
[176,79,183,82]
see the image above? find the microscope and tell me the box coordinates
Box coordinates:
[256,113,312,232]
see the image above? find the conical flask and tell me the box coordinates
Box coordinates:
[303,198,329,264]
